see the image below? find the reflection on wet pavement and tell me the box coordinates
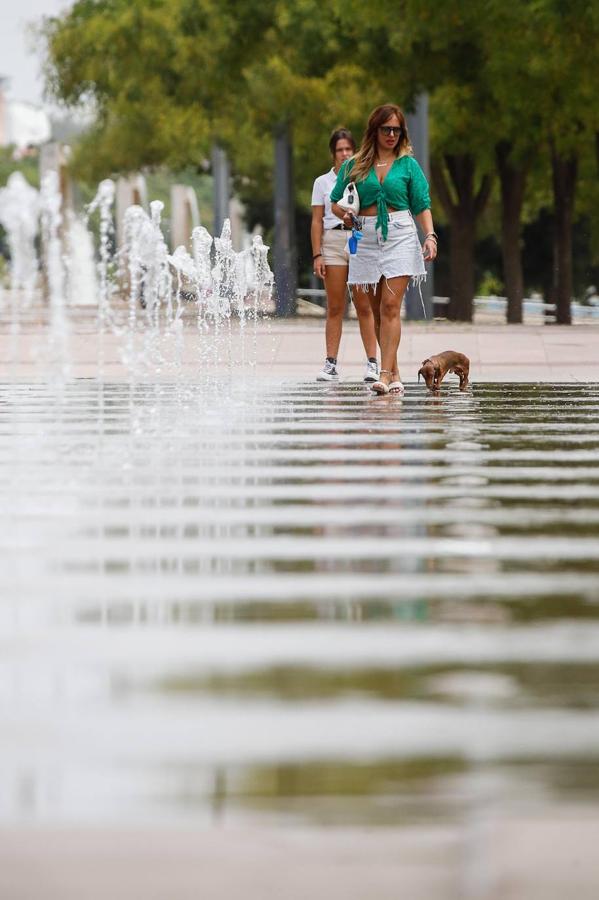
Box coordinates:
[1,380,599,825]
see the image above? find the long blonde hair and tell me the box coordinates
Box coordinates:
[349,104,412,184]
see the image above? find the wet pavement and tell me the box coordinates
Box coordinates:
[3,315,599,383]
[1,377,599,896]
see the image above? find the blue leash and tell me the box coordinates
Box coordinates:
[348,215,362,255]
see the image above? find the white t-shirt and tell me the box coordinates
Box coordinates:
[311,168,342,230]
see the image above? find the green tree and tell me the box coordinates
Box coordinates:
[363,0,599,322]
[43,0,302,178]
[42,0,380,308]
[428,84,493,321]
[42,0,599,322]
[484,0,599,323]
[534,0,599,323]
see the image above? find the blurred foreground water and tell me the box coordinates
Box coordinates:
[1,379,599,830]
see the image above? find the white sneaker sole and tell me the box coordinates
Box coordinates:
[316,373,339,381]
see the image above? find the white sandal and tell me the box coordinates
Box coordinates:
[389,379,404,395]
[371,369,392,395]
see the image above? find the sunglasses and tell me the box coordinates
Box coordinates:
[379,126,402,136]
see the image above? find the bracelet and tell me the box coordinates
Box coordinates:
[312,253,322,260]
[424,232,438,242]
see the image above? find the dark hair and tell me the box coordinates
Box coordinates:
[329,127,356,157]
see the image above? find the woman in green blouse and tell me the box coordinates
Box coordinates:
[331,104,438,395]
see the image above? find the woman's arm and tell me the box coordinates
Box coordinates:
[311,206,326,279]
[311,205,324,257]
[415,209,437,261]
[310,206,327,278]
[329,160,352,227]
[331,202,353,227]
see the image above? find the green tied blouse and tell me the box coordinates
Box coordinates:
[330,155,431,241]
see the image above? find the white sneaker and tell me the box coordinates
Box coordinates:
[317,360,339,381]
[364,359,379,382]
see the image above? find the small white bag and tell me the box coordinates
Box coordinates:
[338,181,360,215]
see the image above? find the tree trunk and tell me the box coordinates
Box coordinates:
[448,212,476,320]
[273,122,297,316]
[430,154,492,322]
[211,143,230,238]
[550,141,577,325]
[495,141,527,324]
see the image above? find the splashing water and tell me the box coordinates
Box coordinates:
[0,173,273,380]
[0,173,39,304]
[0,173,41,366]
[39,171,70,377]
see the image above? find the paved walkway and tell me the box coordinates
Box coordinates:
[1,313,598,898]
[264,320,599,382]
[2,317,599,382]
[1,810,598,900]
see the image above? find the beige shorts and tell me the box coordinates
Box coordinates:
[322,228,350,266]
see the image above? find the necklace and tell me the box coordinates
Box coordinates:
[376,160,392,167]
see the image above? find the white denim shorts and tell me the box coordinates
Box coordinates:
[322,227,350,265]
[348,209,426,292]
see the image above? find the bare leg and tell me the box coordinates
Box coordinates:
[369,283,382,347]
[370,284,402,383]
[323,265,348,359]
[378,276,410,388]
[350,287,378,360]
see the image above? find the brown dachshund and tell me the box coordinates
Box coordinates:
[418,351,470,391]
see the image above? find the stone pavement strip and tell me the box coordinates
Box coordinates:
[268,320,599,383]
[1,811,598,900]
[1,316,598,896]
[1,318,598,382]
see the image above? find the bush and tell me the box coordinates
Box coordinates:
[477,271,504,297]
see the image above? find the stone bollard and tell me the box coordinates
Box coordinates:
[39,142,74,227]
[170,184,200,251]
[229,195,250,252]
[38,143,74,305]
[115,174,148,247]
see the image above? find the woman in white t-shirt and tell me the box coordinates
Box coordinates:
[311,128,378,382]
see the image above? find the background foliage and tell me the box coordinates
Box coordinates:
[36,0,599,313]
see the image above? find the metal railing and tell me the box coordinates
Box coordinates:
[296,289,599,322]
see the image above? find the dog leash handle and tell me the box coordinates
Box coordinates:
[348,216,362,255]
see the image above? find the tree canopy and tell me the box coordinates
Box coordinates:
[41,0,599,316]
